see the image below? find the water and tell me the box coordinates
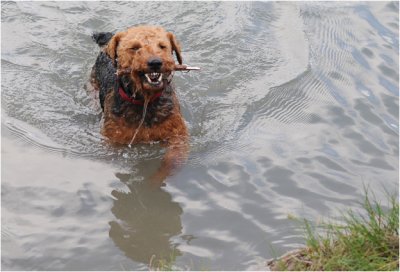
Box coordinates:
[1,1,398,270]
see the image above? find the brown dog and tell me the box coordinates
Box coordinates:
[91,25,188,184]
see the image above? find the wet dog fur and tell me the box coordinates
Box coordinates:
[91,25,188,184]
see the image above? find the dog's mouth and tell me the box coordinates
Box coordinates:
[144,72,163,86]
[137,71,169,91]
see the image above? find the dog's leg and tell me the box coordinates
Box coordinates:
[150,135,189,186]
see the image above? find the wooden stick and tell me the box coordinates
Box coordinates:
[174,64,201,71]
[116,64,200,76]
[115,68,131,76]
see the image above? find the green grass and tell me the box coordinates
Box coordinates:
[148,250,178,271]
[269,192,399,271]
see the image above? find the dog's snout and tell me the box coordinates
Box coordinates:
[147,57,163,70]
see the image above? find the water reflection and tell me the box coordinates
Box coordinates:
[109,169,183,265]
[1,1,398,270]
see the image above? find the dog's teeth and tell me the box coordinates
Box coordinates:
[145,73,163,84]
[146,73,160,79]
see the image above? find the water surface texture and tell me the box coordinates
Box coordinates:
[2,1,399,270]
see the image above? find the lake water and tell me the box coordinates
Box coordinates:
[1,1,398,270]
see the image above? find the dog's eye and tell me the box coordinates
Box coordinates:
[159,44,167,50]
[130,46,141,51]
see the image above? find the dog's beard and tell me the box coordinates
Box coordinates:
[129,73,160,94]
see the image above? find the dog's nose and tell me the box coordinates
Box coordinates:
[147,57,163,70]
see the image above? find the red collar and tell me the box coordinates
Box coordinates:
[118,87,162,106]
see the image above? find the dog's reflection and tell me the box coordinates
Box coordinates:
[109,171,183,265]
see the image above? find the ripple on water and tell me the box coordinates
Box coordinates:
[1,1,399,270]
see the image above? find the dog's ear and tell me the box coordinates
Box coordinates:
[106,32,124,65]
[92,32,114,47]
[168,32,182,65]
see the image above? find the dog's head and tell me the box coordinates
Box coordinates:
[106,25,182,95]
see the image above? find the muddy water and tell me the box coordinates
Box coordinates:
[2,1,398,270]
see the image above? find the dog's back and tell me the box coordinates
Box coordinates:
[91,32,116,111]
